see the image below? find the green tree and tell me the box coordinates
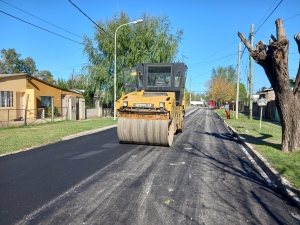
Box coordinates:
[205,66,237,103]
[237,83,248,102]
[35,70,55,84]
[83,11,184,105]
[56,78,70,90]
[0,48,38,75]
[22,57,38,75]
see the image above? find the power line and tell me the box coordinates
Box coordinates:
[256,13,300,32]
[0,0,81,38]
[254,0,283,35]
[68,0,113,40]
[190,41,238,66]
[256,0,278,26]
[0,11,83,45]
[240,1,283,61]
[189,52,237,67]
[51,63,86,74]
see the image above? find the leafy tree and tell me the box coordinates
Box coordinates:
[205,66,237,103]
[237,83,248,102]
[69,74,88,90]
[35,70,55,84]
[23,57,38,75]
[238,18,300,152]
[83,11,184,105]
[0,48,38,75]
[56,78,70,90]
[1,48,22,73]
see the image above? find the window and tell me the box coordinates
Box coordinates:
[41,96,52,107]
[0,91,13,107]
[147,66,171,87]
[174,71,181,87]
[138,71,143,87]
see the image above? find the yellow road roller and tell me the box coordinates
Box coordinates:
[116,63,187,146]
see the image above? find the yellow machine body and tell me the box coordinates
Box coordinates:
[116,63,187,146]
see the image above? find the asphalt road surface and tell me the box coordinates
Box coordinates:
[0,108,299,225]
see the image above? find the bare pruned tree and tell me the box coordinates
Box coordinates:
[238,18,300,152]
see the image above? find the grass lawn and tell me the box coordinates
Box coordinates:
[216,109,300,193]
[0,118,117,156]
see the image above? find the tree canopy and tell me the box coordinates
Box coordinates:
[205,66,237,103]
[83,11,184,105]
[0,48,37,75]
[0,48,56,84]
[36,70,55,84]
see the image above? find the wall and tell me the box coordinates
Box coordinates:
[86,108,99,119]
[0,75,27,121]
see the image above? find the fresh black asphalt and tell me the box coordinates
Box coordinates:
[0,127,135,225]
[0,108,299,224]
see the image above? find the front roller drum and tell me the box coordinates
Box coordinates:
[117,118,175,147]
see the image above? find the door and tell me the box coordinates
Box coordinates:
[16,92,24,118]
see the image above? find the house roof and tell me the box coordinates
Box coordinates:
[0,73,28,78]
[0,73,83,96]
[259,88,273,93]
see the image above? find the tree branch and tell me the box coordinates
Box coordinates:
[237,32,267,65]
[237,32,254,54]
[294,33,300,54]
[275,18,285,41]
[294,33,300,94]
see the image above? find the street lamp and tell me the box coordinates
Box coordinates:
[114,19,143,120]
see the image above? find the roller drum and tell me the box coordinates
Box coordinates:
[118,118,174,146]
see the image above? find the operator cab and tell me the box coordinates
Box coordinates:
[122,63,187,105]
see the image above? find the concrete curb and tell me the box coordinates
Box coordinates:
[218,114,300,208]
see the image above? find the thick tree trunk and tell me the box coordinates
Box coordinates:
[238,19,300,152]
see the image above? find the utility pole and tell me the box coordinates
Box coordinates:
[72,69,74,90]
[249,24,254,120]
[190,76,192,106]
[247,68,249,100]
[235,42,241,119]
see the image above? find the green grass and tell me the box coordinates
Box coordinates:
[216,109,300,192]
[0,118,117,155]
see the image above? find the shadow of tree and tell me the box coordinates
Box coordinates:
[239,133,281,151]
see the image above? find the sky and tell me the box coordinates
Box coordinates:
[1,0,299,95]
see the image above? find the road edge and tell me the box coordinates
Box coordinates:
[218,114,300,208]
[62,124,117,140]
[0,125,117,158]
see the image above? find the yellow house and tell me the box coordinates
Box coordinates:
[0,73,84,121]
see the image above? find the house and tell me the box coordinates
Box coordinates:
[0,73,84,122]
[258,88,275,101]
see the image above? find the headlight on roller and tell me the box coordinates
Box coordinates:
[159,102,165,108]
[123,101,128,107]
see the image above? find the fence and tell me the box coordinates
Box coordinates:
[0,107,69,128]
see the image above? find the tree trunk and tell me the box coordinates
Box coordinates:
[238,18,300,152]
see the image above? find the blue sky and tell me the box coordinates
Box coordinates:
[1,0,299,95]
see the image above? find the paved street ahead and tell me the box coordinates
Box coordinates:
[0,108,299,225]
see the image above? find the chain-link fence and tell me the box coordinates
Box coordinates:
[0,107,69,128]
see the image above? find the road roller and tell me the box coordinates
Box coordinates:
[116,63,187,146]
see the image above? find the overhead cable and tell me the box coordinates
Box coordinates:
[254,0,283,35]
[68,0,113,40]
[0,11,83,45]
[0,0,81,38]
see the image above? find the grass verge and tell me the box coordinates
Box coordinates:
[216,109,300,193]
[0,118,117,156]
